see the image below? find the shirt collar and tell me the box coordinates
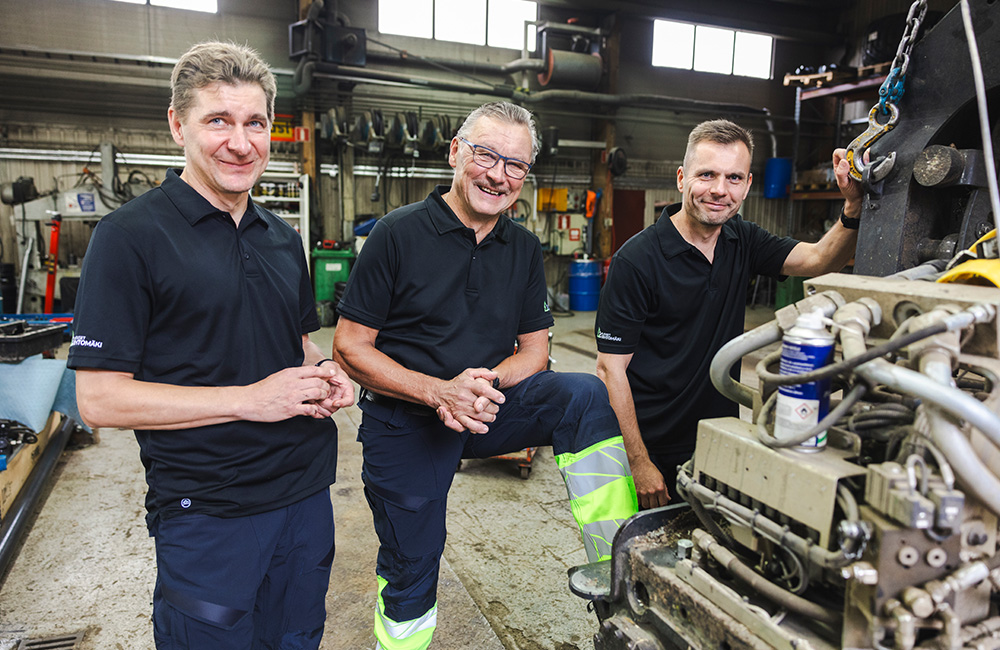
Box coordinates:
[428,185,509,243]
[161,168,266,228]
[655,202,740,258]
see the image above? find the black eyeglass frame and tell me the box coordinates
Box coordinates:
[458,137,533,180]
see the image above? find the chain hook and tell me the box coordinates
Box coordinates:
[846,104,900,182]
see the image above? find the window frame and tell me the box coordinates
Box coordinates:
[651,18,773,80]
[378,0,538,52]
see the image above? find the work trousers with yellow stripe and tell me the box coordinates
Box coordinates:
[358,370,637,650]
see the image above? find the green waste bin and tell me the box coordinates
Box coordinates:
[775,276,805,309]
[313,249,354,302]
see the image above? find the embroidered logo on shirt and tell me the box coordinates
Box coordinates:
[596,328,622,342]
[543,301,550,313]
[70,335,104,349]
[180,498,192,509]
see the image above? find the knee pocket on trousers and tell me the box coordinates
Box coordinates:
[365,483,444,555]
[153,594,253,649]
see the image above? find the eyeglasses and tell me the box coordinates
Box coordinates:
[458,137,533,180]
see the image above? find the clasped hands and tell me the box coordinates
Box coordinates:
[435,368,505,434]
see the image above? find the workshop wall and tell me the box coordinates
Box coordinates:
[1,0,934,307]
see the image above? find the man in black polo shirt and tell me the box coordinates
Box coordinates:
[334,101,637,650]
[68,42,353,649]
[596,119,863,510]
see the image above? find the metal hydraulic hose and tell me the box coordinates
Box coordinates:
[836,303,1000,517]
[756,382,868,448]
[837,304,1000,452]
[922,355,1000,518]
[691,529,842,625]
[710,292,845,408]
[678,470,862,570]
[710,320,783,408]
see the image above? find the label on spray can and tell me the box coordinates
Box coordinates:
[774,310,835,452]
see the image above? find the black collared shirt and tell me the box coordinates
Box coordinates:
[338,186,553,380]
[595,204,797,454]
[68,169,336,524]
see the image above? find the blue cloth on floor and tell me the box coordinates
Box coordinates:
[0,354,89,433]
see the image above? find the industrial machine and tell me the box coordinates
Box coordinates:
[570,2,1000,649]
[1,143,153,313]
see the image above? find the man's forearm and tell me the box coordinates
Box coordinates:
[491,330,549,389]
[78,373,259,430]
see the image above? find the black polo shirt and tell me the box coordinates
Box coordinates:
[338,186,553,379]
[595,204,796,454]
[68,169,337,525]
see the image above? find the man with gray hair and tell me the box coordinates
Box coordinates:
[334,100,637,650]
[69,41,353,648]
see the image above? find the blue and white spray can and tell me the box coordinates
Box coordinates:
[774,310,835,452]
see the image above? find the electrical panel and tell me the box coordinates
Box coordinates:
[550,212,589,255]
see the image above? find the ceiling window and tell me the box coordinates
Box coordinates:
[110,0,218,11]
[379,0,537,52]
[652,19,772,80]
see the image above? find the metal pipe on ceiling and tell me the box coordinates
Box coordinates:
[307,61,768,117]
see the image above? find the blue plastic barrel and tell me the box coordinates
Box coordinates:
[763,157,793,199]
[568,259,601,311]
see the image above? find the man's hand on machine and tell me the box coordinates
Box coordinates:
[435,368,505,434]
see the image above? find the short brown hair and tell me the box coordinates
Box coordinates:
[170,41,277,123]
[683,119,754,168]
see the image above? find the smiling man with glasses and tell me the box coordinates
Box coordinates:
[333,101,638,650]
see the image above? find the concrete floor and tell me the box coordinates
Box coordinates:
[0,305,777,650]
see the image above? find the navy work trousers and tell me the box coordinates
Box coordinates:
[150,488,336,650]
[359,370,620,623]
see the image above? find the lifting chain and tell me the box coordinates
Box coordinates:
[847,0,928,181]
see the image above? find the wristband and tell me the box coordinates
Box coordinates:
[840,208,860,230]
[492,376,501,390]
[315,358,335,368]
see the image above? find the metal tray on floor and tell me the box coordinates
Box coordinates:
[0,320,66,362]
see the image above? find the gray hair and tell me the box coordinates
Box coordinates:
[170,41,277,123]
[683,119,754,168]
[456,101,540,161]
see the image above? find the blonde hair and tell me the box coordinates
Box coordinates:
[170,41,277,123]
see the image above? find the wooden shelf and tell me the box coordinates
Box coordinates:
[791,191,842,201]
[800,76,884,101]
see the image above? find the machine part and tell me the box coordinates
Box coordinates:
[607,147,628,177]
[913,145,988,188]
[537,49,602,89]
[936,259,1000,287]
[0,177,39,206]
[854,0,1000,274]
[692,418,865,550]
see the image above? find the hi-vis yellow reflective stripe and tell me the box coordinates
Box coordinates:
[556,437,638,561]
[374,575,436,650]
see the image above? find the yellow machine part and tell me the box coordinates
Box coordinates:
[937,259,1000,286]
[937,230,1000,286]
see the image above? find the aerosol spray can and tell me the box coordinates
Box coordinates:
[774,310,835,452]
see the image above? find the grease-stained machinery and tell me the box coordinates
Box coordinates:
[570,2,1000,649]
